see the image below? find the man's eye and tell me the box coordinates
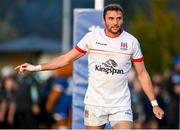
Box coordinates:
[117,17,121,20]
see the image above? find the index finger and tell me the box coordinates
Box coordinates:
[155,114,162,120]
[14,65,20,70]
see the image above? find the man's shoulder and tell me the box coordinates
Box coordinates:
[123,30,138,41]
[87,27,103,34]
[85,28,103,38]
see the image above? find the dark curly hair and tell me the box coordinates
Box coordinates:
[103,4,124,19]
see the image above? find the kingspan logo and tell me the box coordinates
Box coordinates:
[95,59,124,75]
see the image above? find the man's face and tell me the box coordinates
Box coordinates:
[103,10,123,34]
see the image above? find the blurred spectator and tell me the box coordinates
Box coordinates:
[39,72,60,128]
[152,73,168,128]
[141,72,168,129]
[46,76,72,129]
[165,56,180,128]
[1,66,16,78]
[0,66,18,128]
[128,69,145,129]
[15,72,42,128]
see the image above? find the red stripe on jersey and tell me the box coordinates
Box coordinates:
[75,45,87,53]
[132,57,144,62]
[90,48,132,55]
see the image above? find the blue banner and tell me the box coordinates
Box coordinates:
[73,9,104,129]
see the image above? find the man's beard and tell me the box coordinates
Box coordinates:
[107,26,121,34]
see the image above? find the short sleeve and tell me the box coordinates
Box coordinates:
[132,38,144,62]
[75,32,91,53]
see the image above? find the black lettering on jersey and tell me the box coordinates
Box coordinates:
[125,110,132,115]
[96,42,107,46]
[95,59,124,75]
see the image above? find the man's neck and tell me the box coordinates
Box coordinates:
[104,28,123,38]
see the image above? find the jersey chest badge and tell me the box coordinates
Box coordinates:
[120,42,128,51]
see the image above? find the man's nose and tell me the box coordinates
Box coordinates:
[113,19,118,25]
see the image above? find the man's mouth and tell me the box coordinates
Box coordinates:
[112,26,119,30]
[112,26,119,28]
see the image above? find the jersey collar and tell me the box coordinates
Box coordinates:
[104,28,124,38]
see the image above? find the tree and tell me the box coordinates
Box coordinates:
[0,1,18,43]
[129,0,180,73]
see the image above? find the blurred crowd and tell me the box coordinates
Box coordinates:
[129,57,180,129]
[0,65,72,129]
[0,57,179,129]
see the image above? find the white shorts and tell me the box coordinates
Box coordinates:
[84,104,133,127]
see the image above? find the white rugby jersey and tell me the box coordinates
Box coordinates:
[75,28,144,107]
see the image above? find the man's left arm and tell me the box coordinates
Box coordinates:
[133,61,164,120]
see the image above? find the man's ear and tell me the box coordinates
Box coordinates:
[102,18,105,25]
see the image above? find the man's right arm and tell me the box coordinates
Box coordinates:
[15,48,85,72]
[41,48,85,70]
